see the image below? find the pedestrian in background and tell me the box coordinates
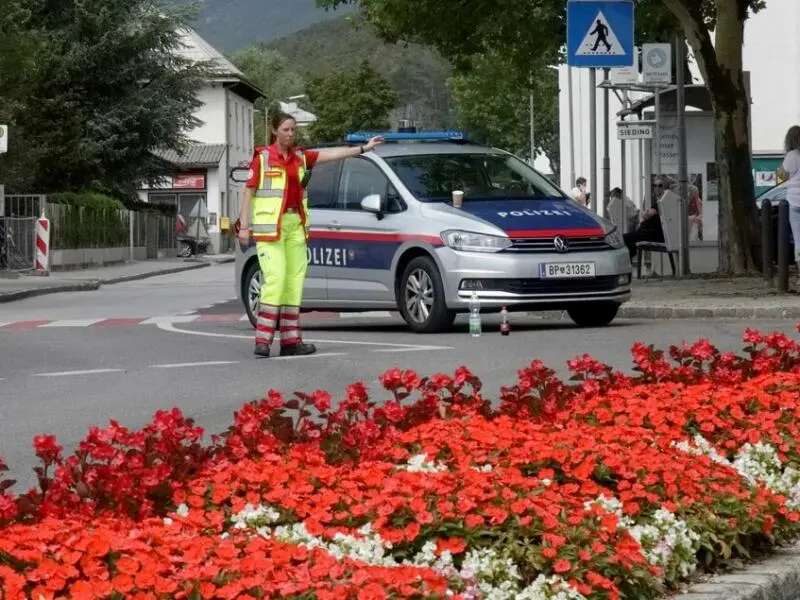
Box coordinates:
[571,177,589,206]
[237,112,384,358]
[777,125,800,264]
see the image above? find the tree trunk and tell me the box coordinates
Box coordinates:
[662,0,761,274]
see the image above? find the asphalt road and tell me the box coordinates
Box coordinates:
[1,264,797,490]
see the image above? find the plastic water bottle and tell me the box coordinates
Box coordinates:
[468,291,482,337]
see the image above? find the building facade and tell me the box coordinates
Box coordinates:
[138,28,263,253]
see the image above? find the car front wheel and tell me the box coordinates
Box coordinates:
[398,256,456,333]
[567,302,620,327]
[243,260,261,328]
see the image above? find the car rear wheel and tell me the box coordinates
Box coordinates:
[243,260,261,328]
[567,302,620,327]
[398,256,456,333]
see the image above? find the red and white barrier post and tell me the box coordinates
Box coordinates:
[35,217,50,274]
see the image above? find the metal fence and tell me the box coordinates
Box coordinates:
[48,204,177,253]
[0,216,36,271]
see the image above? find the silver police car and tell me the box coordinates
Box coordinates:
[233,131,632,333]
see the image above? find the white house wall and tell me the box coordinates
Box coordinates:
[191,85,227,145]
[226,89,254,227]
[743,0,800,154]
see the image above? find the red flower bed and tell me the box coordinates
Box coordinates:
[1,326,799,599]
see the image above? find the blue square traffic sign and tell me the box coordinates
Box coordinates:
[567,0,634,68]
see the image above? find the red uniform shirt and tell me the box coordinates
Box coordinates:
[246,144,320,212]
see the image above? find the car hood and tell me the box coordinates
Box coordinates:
[424,198,607,238]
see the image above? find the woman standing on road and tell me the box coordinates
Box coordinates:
[778,125,800,265]
[237,113,383,358]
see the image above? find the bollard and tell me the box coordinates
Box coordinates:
[761,198,773,284]
[777,199,790,293]
[35,217,50,275]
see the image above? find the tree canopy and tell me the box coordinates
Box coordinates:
[305,60,399,143]
[0,0,210,196]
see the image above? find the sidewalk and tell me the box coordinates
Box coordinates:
[620,275,800,319]
[0,254,234,304]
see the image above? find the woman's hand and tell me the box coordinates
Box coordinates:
[363,136,385,151]
[237,221,250,246]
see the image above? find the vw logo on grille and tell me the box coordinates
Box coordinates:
[553,235,569,253]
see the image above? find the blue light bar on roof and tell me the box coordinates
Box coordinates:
[344,130,470,143]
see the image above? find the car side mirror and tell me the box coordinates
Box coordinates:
[229,167,251,183]
[361,193,384,220]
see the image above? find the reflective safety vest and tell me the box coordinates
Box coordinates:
[251,148,309,242]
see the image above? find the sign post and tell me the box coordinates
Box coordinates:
[567,1,634,217]
[0,125,7,155]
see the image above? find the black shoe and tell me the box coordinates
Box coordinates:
[280,342,317,357]
[254,343,271,358]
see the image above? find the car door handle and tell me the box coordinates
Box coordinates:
[329,220,342,230]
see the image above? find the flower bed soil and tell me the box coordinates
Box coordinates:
[1,327,800,599]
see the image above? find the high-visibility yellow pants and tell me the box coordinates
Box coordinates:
[254,212,307,347]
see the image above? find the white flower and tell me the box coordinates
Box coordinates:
[399,453,448,473]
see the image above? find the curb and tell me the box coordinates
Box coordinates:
[0,262,210,304]
[0,281,101,304]
[675,542,800,599]
[99,261,209,285]
[619,305,800,320]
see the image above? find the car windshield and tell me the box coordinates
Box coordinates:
[383,152,565,202]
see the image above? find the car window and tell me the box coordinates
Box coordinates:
[336,158,393,211]
[383,152,565,202]
[306,162,339,209]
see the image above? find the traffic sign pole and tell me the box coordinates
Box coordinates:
[676,34,690,276]
[589,68,597,213]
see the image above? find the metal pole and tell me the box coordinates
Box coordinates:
[129,211,134,262]
[676,34,690,276]
[589,68,597,213]
[620,136,627,233]
[602,68,611,218]
[567,66,576,184]
[778,199,790,292]
[654,85,662,182]
[529,73,535,166]
[761,199,773,285]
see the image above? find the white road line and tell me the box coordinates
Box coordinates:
[140,315,200,325]
[35,368,125,377]
[155,320,452,351]
[272,352,349,360]
[374,346,452,352]
[239,315,250,321]
[40,318,103,328]
[151,360,239,369]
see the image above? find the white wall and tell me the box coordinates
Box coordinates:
[226,89,254,223]
[191,85,227,144]
[743,0,800,154]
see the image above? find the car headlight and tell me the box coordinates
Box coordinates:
[604,227,624,249]
[440,230,512,253]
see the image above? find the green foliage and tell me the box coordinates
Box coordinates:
[47,192,125,210]
[47,192,129,250]
[267,15,453,129]
[0,0,210,196]
[306,61,400,143]
[228,47,306,146]
[448,53,559,175]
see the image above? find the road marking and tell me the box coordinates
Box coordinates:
[35,368,125,377]
[272,352,349,360]
[40,318,103,328]
[151,360,239,369]
[338,311,395,319]
[156,320,453,351]
[140,315,200,325]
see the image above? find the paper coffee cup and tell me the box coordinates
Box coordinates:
[452,190,464,207]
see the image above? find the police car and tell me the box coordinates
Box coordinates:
[233,130,632,333]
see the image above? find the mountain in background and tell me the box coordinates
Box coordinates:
[182,0,353,51]
[266,15,454,128]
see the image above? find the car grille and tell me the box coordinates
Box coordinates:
[505,235,611,253]
[500,276,620,295]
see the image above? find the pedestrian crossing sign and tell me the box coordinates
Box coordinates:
[575,12,626,57]
[567,0,634,68]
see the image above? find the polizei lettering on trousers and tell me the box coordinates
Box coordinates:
[496,209,572,218]
[308,247,348,266]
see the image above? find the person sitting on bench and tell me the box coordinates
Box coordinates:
[623,178,666,261]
